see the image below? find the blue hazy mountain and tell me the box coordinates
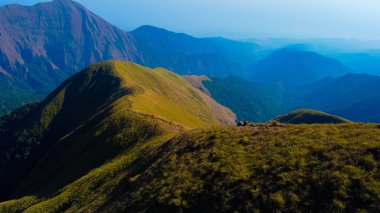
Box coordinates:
[250,48,352,88]
[336,52,380,76]
[284,73,380,122]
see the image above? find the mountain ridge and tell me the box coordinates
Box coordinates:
[0,60,236,201]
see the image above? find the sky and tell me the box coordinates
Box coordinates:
[1,0,380,40]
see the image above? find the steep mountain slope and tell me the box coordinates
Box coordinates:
[274,109,350,124]
[185,75,282,122]
[251,48,351,88]
[0,61,236,201]
[0,0,143,115]
[131,25,259,77]
[284,73,380,122]
[1,122,380,212]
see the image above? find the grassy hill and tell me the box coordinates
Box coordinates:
[1,122,380,212]
[0,60,235,202]
[274,109,351,124]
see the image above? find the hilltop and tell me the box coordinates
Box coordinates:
[274,109,351,124]
[0,61,235,201]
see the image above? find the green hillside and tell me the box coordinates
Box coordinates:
[0,61,235,202]
[1,122,380,212]
[274,109,351,124]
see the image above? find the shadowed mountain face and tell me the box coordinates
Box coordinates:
[0,60,236,201]
[251,48,352,88]
[0,0,143,114]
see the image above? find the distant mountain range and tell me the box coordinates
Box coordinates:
[131,25,259,77]
[0,0,260,115]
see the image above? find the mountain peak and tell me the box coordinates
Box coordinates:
[0,0,142,114]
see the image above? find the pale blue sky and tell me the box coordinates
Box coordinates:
[1,0,380,40]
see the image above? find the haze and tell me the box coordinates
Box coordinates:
[2,0,380,40]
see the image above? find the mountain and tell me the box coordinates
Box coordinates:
[0,0,144,115]
[0,60,236,201]
[274,109,350,124]
[283,73,380,122]
[184,75,282,122]
[251,48,352,88]
[131,25,260,77]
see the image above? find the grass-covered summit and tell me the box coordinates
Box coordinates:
[274,109,351,124]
